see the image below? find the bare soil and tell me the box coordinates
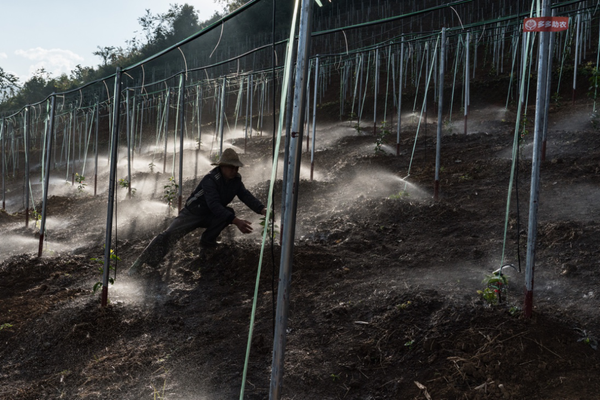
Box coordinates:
[1,97,600,399]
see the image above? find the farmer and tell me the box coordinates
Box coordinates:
[128,148,266,275]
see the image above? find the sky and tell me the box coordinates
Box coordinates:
[0,0,222,83]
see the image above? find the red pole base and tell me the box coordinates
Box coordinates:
[101,285,108,308]
[178,195,183,211]
[396,143,400,156]
[310,162,314,181]
[38,233,44,258]
[524,289,533,319]
[434,180,440,201]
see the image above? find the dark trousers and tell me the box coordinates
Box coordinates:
[137,207,233,268]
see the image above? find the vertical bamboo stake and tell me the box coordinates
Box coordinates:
[542,9,557,162]
[38,95,57,258]
[435,28,446,201]
[464,32,470,135]
[177,74,186,211]
[397,39,404,156]
[24,108,30,226]
[524,0,550,319]
[198,84,203,150]
[94,100,99,196]
[163,88,171,173]
[311,56,319,181]
[102,68,123,308]
[572,12,581,104]
[374,48,379,135]
[219,77,227,156]
[270,0,314,396]
[244,76,250,153]
[126,90,132,199]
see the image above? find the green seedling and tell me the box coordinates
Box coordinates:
[575,328,598,350]
[163,176,179,214]
[389,190,409,200]
[404,339,415,350]
[91,249,120,293]
[260,215,279,240]
[149,162,156,173]
[374,120,390,154]
[32,209,41,229]
[330,373,341,382]
[0,323,13,331]
[75,173,86,194]
[477,271,508,305]
[118,177,137,197]
[396,301,411,310]
[551,92,562,107]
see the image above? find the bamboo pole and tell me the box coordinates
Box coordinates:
[270,0,314,397]
[177,74,186,211]
[434,28,446,201]
[102,68,123,308]
[524,0,550,319]
[38,95,57,258]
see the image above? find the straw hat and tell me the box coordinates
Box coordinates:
[211,148,244,167]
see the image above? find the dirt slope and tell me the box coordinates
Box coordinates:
[1,99,600,399]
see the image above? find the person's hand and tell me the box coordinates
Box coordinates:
[261,207,274,220]
[233,217,253,234]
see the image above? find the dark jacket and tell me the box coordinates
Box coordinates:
[184,167,264,223]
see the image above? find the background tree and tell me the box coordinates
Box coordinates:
[0,67,20,104]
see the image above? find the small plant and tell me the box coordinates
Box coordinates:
[32,209,41,229]
[443,119,454,134]
[404,339,415,350]
[477,271,508,305]
[149,162,156,173]
[0,323,13,331]
[396,301,411,310]
[374,120,390,154]
[353,123,363,134]
[389,190,409,200]
[586,64,600,101]
[551,92,562,107]
[509,306,521,316]
[75,173,86,194]
[260,215,279,240]
[118,177,137,197]
[575,328,598,350]
[163,176,179,214]
[90,249,120,293]
[330,373,341,382]
[458,173,472,181]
